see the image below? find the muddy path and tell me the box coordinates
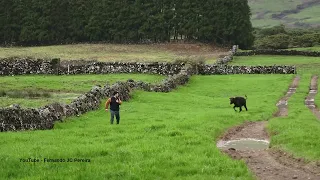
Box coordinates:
[273,76,300,117]
[305,75,320,120]
[217,76,320,180]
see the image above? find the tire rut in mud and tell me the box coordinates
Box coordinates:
[217,76,320,180]
[305,75,320,120]
[274,76,300,117]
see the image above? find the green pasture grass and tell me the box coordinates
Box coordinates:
[0,74,163,108]
[230,55,320,74]
[0,74,293,179]
[267,74,320,161]
[0,43,226,63]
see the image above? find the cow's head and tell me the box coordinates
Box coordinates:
[229,97,235,104]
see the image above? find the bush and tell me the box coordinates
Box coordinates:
[254,33,290,49]
[291,33,320,47]
[253,25,320,49]
[255,25,287,38]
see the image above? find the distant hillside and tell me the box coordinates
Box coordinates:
[249,0,320,28]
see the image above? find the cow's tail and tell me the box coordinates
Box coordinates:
[245,95,247,99]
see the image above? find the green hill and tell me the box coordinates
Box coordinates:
[249,0,320,28]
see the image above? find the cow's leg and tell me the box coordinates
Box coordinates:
[233,106,237,112]
[244,104,248,111]
[239,106,242,112]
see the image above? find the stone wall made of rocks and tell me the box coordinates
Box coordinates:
[200,65,296,75]
[234,49,320,57]
[215,45,238,65]
[0,57,185,76]
[0,57,59,75]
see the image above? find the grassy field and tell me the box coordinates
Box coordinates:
[230,55,320,74]
[0,75,294,179]
[0,43,226,63]
[248,0,320,27]
[0,74,163,108]
[1,42,320,179]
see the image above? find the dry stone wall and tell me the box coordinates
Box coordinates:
[0,57,185,76]
[0,106,54,131]
[0,55,297,76]
[201,65,296,75]
[215,45,238,64]
[0,57,59,75]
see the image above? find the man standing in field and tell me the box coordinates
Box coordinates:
[105,91,122,124]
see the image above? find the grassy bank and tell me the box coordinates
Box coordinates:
[0,74,292,179]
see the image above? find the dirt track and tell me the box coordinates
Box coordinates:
[273,76,300,117]
[218,76,320,180]
[305,75,320,120]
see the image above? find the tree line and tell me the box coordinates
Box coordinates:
[0,0,254,48]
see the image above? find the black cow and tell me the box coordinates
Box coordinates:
[229,95,248,112]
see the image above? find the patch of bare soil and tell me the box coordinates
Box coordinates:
[220,121,269,141]
[305,75,320,120]
[217,76,320,180]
